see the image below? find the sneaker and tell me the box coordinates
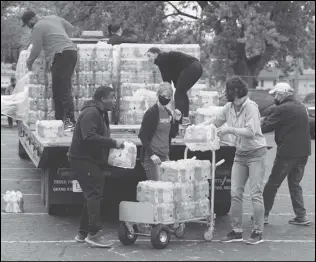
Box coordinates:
[289,217,311,226]
[64,118,75,132]
[85,230,113,248]
[245,231,264,245]
[220,231,243,243]
[181,117,191,126]
[251,215,269,225]
[75,232,87,243]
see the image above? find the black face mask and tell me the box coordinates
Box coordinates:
[225,88,236,102]
[274,99,281,106]
[158,95,171,106]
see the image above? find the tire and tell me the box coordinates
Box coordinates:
[214,201,231,217]
[150,224,171,249]
[118,223,138,245]
[18,141,29,160]
[174,224,186,238]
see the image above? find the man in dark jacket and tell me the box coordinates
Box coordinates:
[261,83,311,226]
[68,86,125,247]
[107,24,138,46]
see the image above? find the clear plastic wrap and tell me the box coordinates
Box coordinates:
[159,161,194,183]
[193,180,210,200]
[175,201,195,220]
[173,182,194,203]
[36,120,64,138]
[108,141,137,169]
[153,202,175,223]
[2,191,24,213]
[194,198,210,217]
[137,181,174,204]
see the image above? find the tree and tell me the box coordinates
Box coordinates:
[1,1,167,62]
[304,21,315,69]
[167,1,315,88]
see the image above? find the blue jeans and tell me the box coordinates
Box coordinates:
[230,152,267,233]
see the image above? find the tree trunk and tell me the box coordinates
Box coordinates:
[232,59,258,89]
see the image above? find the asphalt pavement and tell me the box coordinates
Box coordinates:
[1,118,315,261]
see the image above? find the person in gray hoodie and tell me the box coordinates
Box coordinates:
[68,86,125,248]
[203,76,267,245]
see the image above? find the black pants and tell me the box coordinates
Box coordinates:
[51,50,77,122]
[263,156,308,219]
[69,158,105,236]
[174,61,203,117]
[8,117,13,127]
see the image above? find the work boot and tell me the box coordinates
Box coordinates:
[220,230,243,243]
[85,230,113,248]
[289,216,311,226]
[75,232,87,243]
[245,231,264,245]
[64,118,75,132]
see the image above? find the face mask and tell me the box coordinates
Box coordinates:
[274,98,281,106]
[158,95,171,106]
[274,93,283,106]
[225,88,236,102]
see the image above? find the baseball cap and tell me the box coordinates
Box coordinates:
[269,82,294,95]
[21,10,36,27]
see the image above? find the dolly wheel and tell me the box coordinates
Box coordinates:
[118,222,138,245]
[174,224,186,238]
[203,228,213,242]
[151,224,171,249]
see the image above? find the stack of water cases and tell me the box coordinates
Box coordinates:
[115,44,207,125]
[136,159,211,223]
[15,50,50,125]
[72,43,113,120]
[16,43,114,126]
[136,181,175,223]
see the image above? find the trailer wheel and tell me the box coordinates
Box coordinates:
[174,223,186,238]
[18,141,29,160]
[118,223,138,245]
[151,224,171,249]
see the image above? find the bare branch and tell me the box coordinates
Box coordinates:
[166,1,199,20]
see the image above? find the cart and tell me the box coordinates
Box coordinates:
[118,126,224,249]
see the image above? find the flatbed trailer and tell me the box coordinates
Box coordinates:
[17,121,242,218]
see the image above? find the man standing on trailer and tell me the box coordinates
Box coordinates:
[21,10,77,131]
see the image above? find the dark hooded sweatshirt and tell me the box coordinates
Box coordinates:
[68,100,117,165]
[154,51,199,85]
